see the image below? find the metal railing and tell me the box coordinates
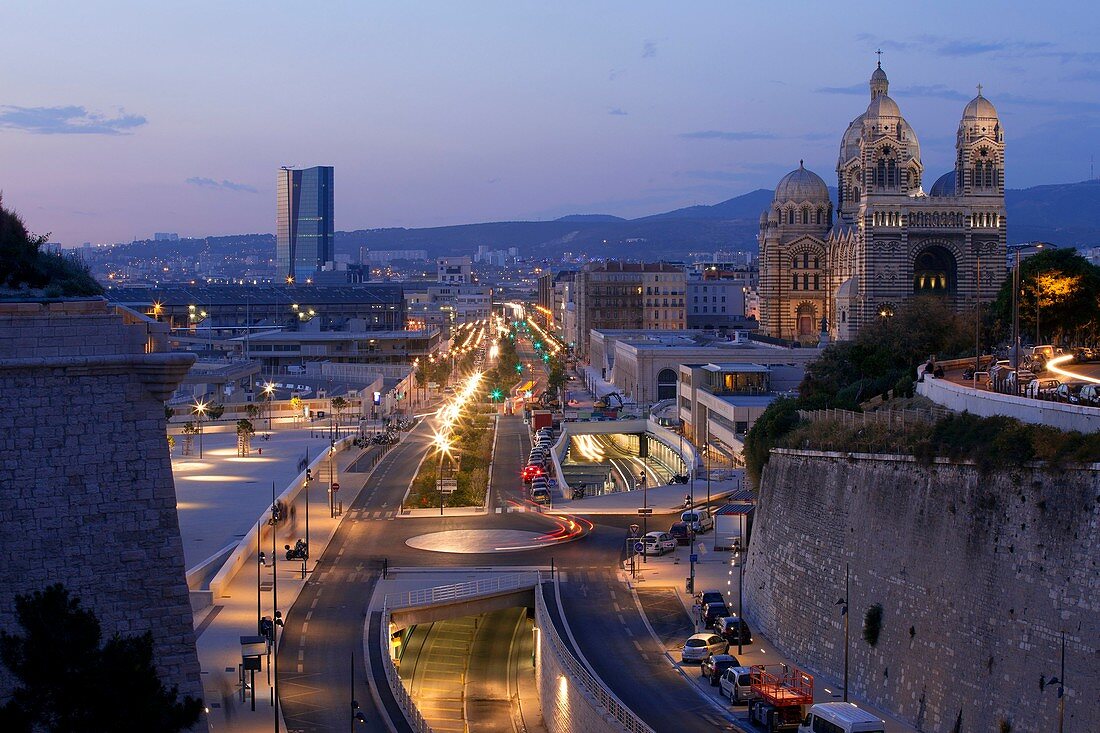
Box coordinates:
[379,618,434,733]
[385,571,540,611]
[535,582,655,733]
[797,406,950,428]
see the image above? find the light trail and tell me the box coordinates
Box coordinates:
[1045,354,1100,385]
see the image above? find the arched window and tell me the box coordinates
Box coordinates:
[887,160,898,188]
[876,159,886,188]
[656,368,678,401]
[813,257,819,268]
[802,274,809,290]
[801,208,809,224]
[788,209,796,225]
[792,274,798,290]
[816,208,823,225]
[813,274,820,290]
[802,253,809,269]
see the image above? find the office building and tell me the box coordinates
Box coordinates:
[573,261,685,358]
[277,166,334,283]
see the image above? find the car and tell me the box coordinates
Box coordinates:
[521,464,544,483]
[1073,347,1095,363]
[719,666,758,705]
[703,602,731,629]
[716,616,753,646]
[1025,378,1061,399]
[1080,384,1100,406]
[680,633,728,663]
[698,590,725,608]
[1055,381,1089,404]
[531,488,551,505]
[681,508,714,533]
[641,531,676,556]
[700,653,740,685]
[668,521,691,545]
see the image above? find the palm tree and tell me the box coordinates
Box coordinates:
[236,419,255,456]
[331,396,349,436]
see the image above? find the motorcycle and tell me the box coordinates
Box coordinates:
[284,539,309,561]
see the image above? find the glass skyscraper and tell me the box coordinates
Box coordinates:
[276,166,334,283]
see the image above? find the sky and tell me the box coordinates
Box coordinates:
[2,0,1099,245]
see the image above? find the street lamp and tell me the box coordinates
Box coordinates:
[1011,243,1043,395]
[192,400,208,459]
[835,562,849,702]
[263,382,275,431]
[433,432,451,516]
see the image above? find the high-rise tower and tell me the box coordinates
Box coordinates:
[276,166,334,283]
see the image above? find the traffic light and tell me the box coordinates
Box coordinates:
[515,364,523,373]
[542,354,550,363]
[490,389,503,401]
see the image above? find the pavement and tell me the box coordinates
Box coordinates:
[621,538,918,732]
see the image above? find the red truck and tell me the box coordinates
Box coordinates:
[747,664,814,732]
[531,410,553,431]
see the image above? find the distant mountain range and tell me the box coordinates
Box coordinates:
[334,179,1100,261]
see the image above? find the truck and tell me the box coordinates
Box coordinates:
[531,410,553,431]
[714,503,753,551]
[747,664,814,732]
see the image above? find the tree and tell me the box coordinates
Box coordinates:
[547,359,567,399]
[289,395,303,425]
[990,248,1100,346]
[236,418,255,456]
[0,584,202,732]
[331,396,349,431]
[204,403,225,421]
[180,421,197,456]
[0,196,103,296]
[245,403,261,420]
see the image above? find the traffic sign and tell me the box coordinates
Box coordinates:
[689,554,699,563]
[331,482,340,492]
[637,507,653,515]
[633,542,644,553]
[629,523,640,536]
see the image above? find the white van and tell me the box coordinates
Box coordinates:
[681,508,714,533]
[798,703,885,733]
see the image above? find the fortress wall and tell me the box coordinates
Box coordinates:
[743,448,1098,732]
[0,300,201,702]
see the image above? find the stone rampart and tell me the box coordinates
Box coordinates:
[743,449,1098,732]
[0,300,202,702]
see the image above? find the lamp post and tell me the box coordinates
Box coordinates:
[974,251,982,378]
[350,654,365,730]
[1010,243,1042,395]
[192,400,208,459]
[835,562,849,702]
[263,382,275,431]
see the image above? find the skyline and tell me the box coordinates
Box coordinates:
[2,1,1099,245]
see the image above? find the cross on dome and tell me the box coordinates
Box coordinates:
[875,49,883,68]
[976,83,983,97]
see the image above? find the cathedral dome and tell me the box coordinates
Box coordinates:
[866,93,902,119]
[838,114,864,166]
[962,92,998,120]
[929,171,957,197]
[774,162,829,203]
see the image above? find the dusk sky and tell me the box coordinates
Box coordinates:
[3,1,1098,245]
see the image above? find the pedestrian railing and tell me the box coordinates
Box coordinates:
[535,582,656,733]
[797,406,950,428]
[379,631,434,733]
[384,571,540,610]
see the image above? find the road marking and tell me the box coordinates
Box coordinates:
[617,614,626,625]
[305,611,312,622]
[298,649,304,661]
[301,622,308,633]
[612,602,621,612]
[632,640,643,651]
[310,598,318,609]
[297,663,303,673]
[625,627,634,637]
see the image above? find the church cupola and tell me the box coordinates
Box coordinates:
[870,61,889,100]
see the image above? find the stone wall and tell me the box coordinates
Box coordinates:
[0,300,202,703]
[743,449,1099,732]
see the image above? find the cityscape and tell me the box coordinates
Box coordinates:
[1,4,1098,733]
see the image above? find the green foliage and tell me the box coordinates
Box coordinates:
[743,398,801,486]
[245,403,261,419]
[181,421,197,435]
[0,197,103,296]
[205,403,225,421]
[0,584,203,732]
[236,418,255,437]
[862,603,884,647]
[989,248,1100,345]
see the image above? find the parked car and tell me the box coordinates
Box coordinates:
[703,602,731,629]
[700,653,739,685]
[719,666,757,705]
[1079,384,1100,406]
[681,508,714,533]
[521,464,544,483]
[680,633,728,663]
[716,616,753,646]
[1025,378,1060,399]
[668,521,691,545]
[531,488,551,505]
[641,531,677,556]
[698,589,725,608]
[1055,381,1089,404]
[1073,347,1095,363]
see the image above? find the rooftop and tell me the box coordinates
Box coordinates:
[234,329,437,342]
[105,283,405,306]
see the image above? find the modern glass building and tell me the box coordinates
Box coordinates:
[276,166,334,283]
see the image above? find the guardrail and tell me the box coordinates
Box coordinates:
[379,572,542,733]
[535,581,655,733]
[385,572,539,610]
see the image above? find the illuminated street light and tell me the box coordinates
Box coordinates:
[192,399,208,459]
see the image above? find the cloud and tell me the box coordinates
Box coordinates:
[608,67,625,81]
[680,130,778,141]
[642,39,657,59]
[816,83,968,100]
[0,105,146,135]
[816,83,866,96]
[609,107,628,116]
[854,33,1056,59]
[185,177,258,193]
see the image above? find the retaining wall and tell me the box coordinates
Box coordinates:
[743,449,1099,732]
[0,300,203,703]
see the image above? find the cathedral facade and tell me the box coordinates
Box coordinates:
[758,63,1007,343]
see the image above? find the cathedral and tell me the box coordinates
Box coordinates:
[758,62,1007,343]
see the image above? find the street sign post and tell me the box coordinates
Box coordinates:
[637,507,653,516]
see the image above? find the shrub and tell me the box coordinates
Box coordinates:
[862,603,884,647]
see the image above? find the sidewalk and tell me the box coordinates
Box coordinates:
[193,437,396,733]
[622,541,917,732]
